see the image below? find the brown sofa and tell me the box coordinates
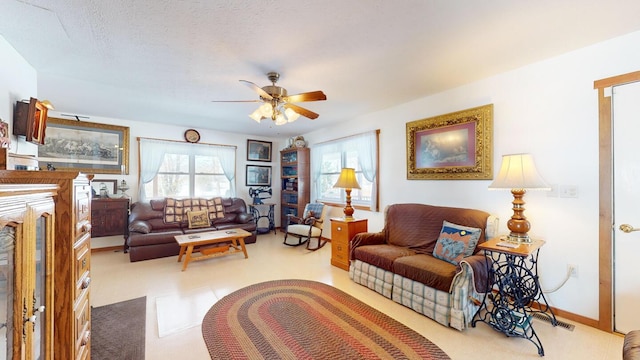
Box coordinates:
[349,203,498,330]
[625,331,640,360]
[126,197,257,262]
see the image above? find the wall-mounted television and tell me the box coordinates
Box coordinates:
[13,97,48,145]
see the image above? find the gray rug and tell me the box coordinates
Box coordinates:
[91,296,146,360]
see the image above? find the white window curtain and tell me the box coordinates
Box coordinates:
[137,138,236,200]
[311,130,378,210]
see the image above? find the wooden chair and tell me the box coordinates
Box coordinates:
[283,203,327,250]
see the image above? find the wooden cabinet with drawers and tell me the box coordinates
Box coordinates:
[0,171,93,360]
[91,198,129,238]
[330,218,368,271]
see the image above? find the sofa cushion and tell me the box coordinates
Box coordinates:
[353,244,416,272]
[385,204,490,254]
[187,210,210,229]
[392,254,458,293]
[433,220,482,265]
[127,230,184,247]
[129,220,151,234]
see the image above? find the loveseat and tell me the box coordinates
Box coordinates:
[126,197,257,262]
[349,203,498,330]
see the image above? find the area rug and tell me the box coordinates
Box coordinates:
[201,280,450,359]
[91,296,146,360]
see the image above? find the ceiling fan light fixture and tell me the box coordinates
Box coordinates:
[274,114,288,126]
[285,108,300,123]
[259,103,273,118]
[249,109,263,123]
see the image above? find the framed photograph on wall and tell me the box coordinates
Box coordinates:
[38,118,130,174]
[406,104,493,180]
[247,139,272,162]
[246,165,272,186]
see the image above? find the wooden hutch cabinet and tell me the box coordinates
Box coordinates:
[0,183,57,360]
[280,148,310,230]
[0,171,92,360]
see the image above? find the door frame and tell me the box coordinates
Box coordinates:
[594,70,640,332]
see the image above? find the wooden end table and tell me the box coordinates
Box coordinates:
[174,228,251,271]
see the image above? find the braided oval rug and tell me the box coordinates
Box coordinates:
[201,279,450,360]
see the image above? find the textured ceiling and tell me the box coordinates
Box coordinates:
[2,0,640,137]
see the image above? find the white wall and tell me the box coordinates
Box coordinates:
[304,30,640,321]
[42,111,285,248]
[0,35,39,155]
[5,29,640,322]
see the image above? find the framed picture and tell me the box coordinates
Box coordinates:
[246,165,272,186]
[0,119,9,148]
[92,179,118,197]
[38,118,130,174]
[406,104,493,180]
[247,139,272,162]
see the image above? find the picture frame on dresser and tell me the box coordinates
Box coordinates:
[406,104,493,180]
[92,179,118,197]
[38,117,130,174]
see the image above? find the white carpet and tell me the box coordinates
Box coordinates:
[155,287,217,338]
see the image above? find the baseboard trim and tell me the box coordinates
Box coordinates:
[91,245,124,253]
[530,300,599,329]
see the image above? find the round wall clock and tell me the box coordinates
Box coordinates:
[184,129,200,143]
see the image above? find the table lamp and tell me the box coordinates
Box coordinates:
[489,153,550,243]
[333,168,361,220]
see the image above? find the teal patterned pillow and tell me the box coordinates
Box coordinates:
[433,220,482,265]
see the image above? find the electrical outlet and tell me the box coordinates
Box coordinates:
[559,185,579,198]
[568,264,578,278]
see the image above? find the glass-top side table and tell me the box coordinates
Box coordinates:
[248,203,276,235]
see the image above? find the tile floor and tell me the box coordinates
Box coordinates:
[91,232,624,360]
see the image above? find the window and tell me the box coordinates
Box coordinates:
[312,130,379,211]
[138,138,236,200]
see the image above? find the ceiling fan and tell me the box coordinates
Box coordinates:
[212,72,326,125]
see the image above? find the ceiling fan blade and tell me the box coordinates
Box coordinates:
[239,80,273,100]
[284,103,319,120]
[210,100,262,103]
[284,90,327,103]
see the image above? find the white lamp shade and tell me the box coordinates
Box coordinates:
[489,153,550,190]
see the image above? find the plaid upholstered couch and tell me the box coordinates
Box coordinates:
[126,197,256,262]
[349,203,498,330]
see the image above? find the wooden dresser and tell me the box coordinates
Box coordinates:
[330,218,368,271]
[91,197,129,238]
[0,171,93,360]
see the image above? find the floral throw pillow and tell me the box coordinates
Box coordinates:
[433,220,482,265]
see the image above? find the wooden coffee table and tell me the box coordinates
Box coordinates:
[174,228,252,271]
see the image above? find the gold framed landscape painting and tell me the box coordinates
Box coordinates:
[406,104,493,180]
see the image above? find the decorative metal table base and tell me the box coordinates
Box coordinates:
[249,203,276,235]
[472,245,558,356]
